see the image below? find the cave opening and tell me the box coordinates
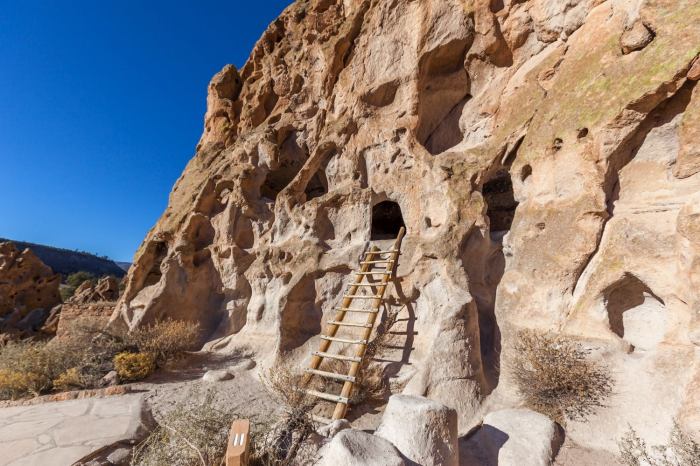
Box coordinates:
[483,170,518,239]
[304,168,328,201]
[371,201,406,240]
[143,241,167,288]
[260,131,308,201]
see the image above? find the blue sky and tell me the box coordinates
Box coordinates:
[0,0,292,262]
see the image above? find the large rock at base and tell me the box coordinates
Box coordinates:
[460,409,564,466]
[375,394,458,466]
[316,429,405,466]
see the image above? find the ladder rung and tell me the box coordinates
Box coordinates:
[364,250,399,255]
[313,351,362,362]
[321,335,368,344]
[348,283,382,287]
[305,368,357,382]
[335,307,378,313]
[305,389,349,404]
[327,320,373,328]
[361,260,394,264]
[312,414,333,425]
[356,271,392,276]
[343,295,380,299]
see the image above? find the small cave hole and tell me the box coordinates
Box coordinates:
[483,170,518,238]
[577,127,589,139]
[260,132,307,201]
[490,0,505,13]
[371,201,406,240]
[304,168,329,201]
[143,242,167,288]
[520,164,532,182]
[552,137,563,152]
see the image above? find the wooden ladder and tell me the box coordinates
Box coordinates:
[303,227,406,422]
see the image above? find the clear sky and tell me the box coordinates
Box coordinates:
[0,0,292,262]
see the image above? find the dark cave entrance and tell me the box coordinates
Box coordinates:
[483,170,518,239]
[304,168,328,201]
[371,201,406,240]
[477,168,519,392]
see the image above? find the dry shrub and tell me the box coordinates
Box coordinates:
[253,366,318,466]
[0,318,198,400]
[126,319,201,366]
[114,352,155,381]
[619,422,700,466]
[0,370,47,399]
[0,340,80,399]
[132,389,235,466]
[52,367,84,391]
[509,330,613,423]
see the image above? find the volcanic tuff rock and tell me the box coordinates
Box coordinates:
[69,276,120,304]
[0,242,61,334]
[111,0,700,459]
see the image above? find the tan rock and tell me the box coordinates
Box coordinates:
[69,276,119,304]
[0,242,61,334]
[109,0,700,457]
[620,20,654,55]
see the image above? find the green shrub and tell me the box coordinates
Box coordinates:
[114,352,155,381]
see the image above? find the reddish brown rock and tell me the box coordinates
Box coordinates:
[69,276,119,304]
[0,242,61,334]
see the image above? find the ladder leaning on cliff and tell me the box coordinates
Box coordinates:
[302,226,406,422]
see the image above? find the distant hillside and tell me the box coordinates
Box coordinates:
[0,238,126,278]
[115,261,132,273]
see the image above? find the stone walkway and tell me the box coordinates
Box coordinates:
[0,394,153,466]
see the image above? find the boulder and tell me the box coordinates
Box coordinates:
[620,20,654,54]
[99,371,120,387]
[0,242,61,331]
[375,394,458,466]
[202,369,233,382]
[318,419,351,438]
[70,276,120,304]
[316,429,406,466]
[229,358,256,372]
[460,409,564,466]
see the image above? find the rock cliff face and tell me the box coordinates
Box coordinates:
[111,0,700,456]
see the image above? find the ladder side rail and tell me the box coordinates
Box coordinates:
[332,227,405,420]
[305,247,379,383]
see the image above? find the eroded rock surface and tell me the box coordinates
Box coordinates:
[316,429,406,466]
[0,242,61,338]
[460,408,563,466]
[69,276,120,305]
[376,394,459,466]
[110,0,700,457]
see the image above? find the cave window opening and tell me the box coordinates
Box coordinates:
[304,168,328,201]
[260,160,305,201]
[143,242,167,288]
[371,201,406,240]
[483,170,518,240]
